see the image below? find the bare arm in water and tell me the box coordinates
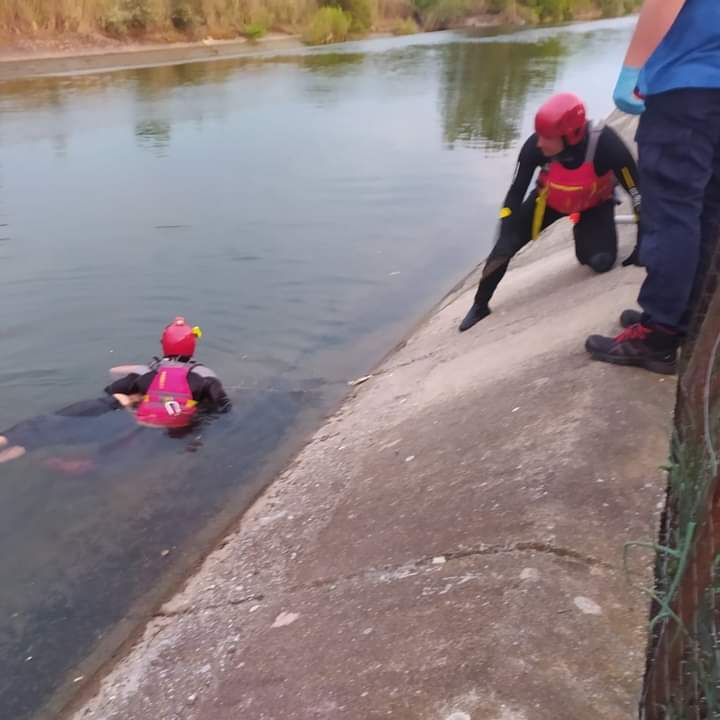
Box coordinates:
[112,393,144,409]
[109,365,150,377]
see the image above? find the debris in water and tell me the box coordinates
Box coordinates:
[161,549,171,557]
[432,556,447,565]
[405,455,415,463]
[73,676,84,683]
[348,375,372,387]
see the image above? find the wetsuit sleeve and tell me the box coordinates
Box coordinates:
[501,134,544,217]
[104,373,141,396]
[595,126,641,215]
[202,378,232,413]
[56,396,122,416]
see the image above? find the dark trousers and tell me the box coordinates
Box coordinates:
[637,89,720,333]
[3,396,120,452]
[474,191,618,307]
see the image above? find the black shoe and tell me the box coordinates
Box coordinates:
[622,245,642,267]
[585,323,678,375]
[619,309,642,328]
[459,303,491,332]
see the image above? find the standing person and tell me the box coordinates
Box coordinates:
[459,92,641,332]
[586,0,720,374]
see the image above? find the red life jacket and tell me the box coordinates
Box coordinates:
[538,121,615,214]
[135,361,198,429]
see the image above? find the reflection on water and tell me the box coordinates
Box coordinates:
[0,18,634,720]
[135,119,172,154]
[442,37,567,150]
[300,51,366,73]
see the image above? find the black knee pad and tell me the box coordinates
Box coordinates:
[588,252,614,274]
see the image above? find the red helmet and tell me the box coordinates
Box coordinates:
[535,92,587,145]
[162,317,198,357]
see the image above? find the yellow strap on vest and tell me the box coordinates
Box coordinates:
[620,166,641,220]
[532,189,548,241]
[621,166,635,190]
[499,207,512,219]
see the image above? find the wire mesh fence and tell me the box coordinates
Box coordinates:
[639,237,720,720]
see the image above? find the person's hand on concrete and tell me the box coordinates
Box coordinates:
[613,66,645,115]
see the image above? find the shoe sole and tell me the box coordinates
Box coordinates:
[587,350,677,375]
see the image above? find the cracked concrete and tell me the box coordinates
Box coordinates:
[155,541,610,622]
[68,114,675,720]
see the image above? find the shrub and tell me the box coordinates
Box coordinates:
[393,16,418,33]
[302,6,351,44]
[527,0,574,21]
[423,0,470,30]
[170,1,198,30]
[598,0,624,17]
[487,0,510,12]
[344,0,374,32]
[623,0,641,13]
[100,0,162,35]
[243,20,268,38]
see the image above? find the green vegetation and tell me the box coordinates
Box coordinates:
[0,0,313,39]
[243,20,268,38]
[0,0,643,45]
[302,6,351,44]
[393,17,419,34]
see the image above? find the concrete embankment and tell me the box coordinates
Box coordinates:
[0,34,304,81]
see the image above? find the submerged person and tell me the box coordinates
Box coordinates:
[0,317,230,464]
[459,92,642,333]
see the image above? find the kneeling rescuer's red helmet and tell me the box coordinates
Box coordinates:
[535,92,587,146]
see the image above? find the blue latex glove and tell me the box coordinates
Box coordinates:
[613,65,645,115]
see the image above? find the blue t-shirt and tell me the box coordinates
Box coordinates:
[639,0,720,96]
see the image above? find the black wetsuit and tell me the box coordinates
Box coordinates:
[3,396,125,453]
[105,360,231,412]
[473,123,641,309]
